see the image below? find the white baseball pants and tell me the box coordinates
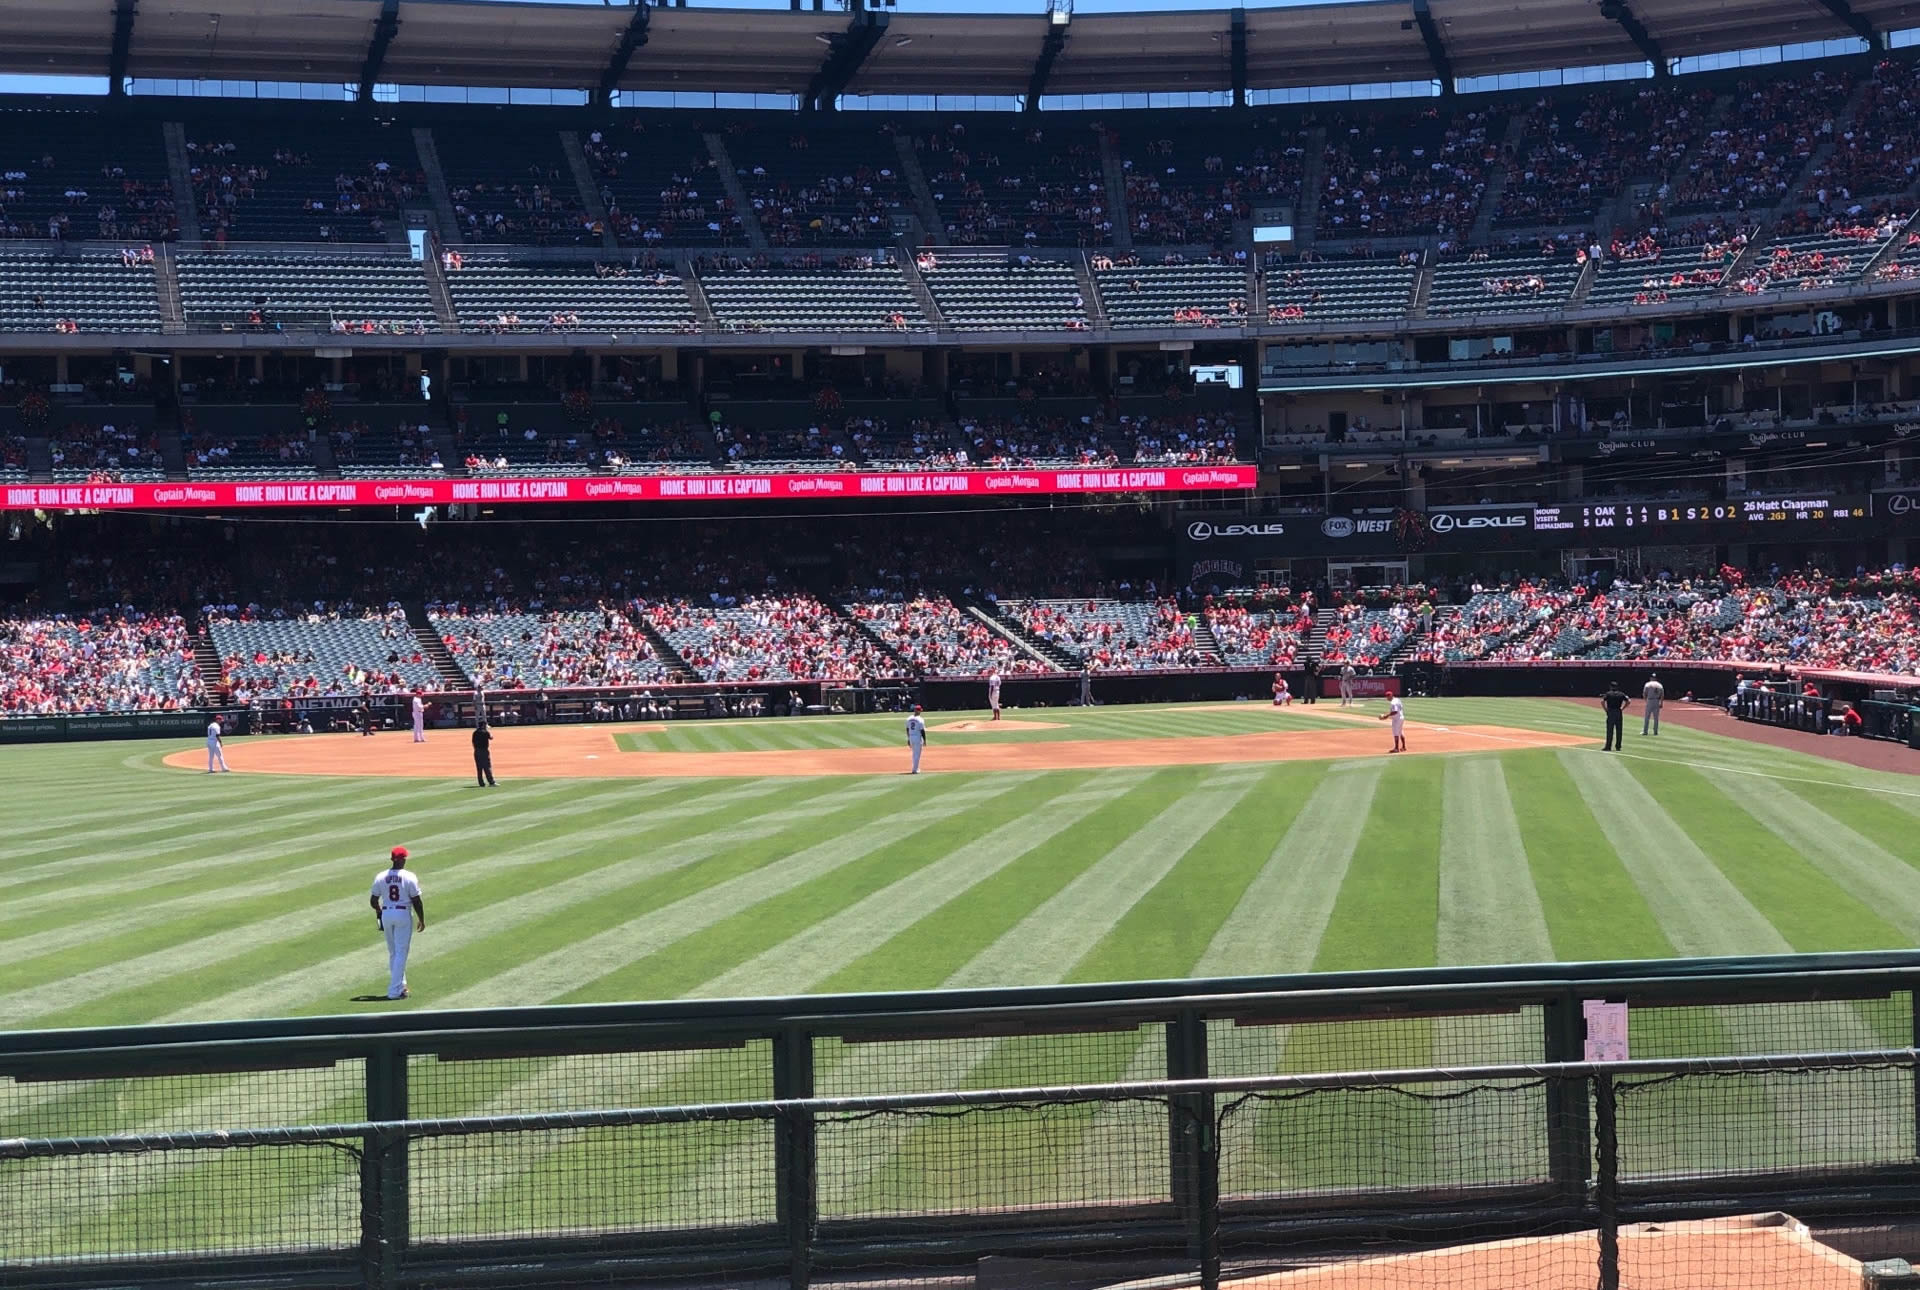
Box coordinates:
[381,911,414,998]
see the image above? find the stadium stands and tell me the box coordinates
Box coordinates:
[1204,603,1314,667]
[1493,83,1714,229]
[1113,113,1309,247]
[428,606,674,689]
[1263,254,1418,323]
[731,120,912,246]
[847,596,1050,676]
[1319,602,1416,667]
[0,250,161,333]
[697,255,928,333]
[184,118,422,245]
[1317,103,1506,241]
[922,251,1088,331]
[1583,226,1750,307]
[582,118,743,247]
[0,109,174,243]
[1006,598,1213,670]
[1426,248,1582,315]
[638,595,895,682]
[915,119,1112,247]
[47,413,163,482]
[0,610,200,715]
[1093,257,1249,328]
[1805,58,1920,203]
[176,250,438,332]
[209,605,441,699]
[1668,66,1855,214]
[436,123,588,245]
[443,255,696,334]
[1729,212,1905,294]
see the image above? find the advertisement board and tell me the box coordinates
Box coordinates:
[0,466,1257,513]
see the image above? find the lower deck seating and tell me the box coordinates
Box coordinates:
[700,264,928,333]
[429,607,673,689]
[846,597,1050,676]
[923,255,1088,331]
[445,258,695,334]
[177,252,438,332]
[637,595,893,682]
[1264,256,1417,324]
[0,611,200,714]
[209,606,440,699]
[1008,598,1214,670]
[0,252,161,333]
[1426,251,1581,316]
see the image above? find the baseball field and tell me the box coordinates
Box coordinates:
[10,696,1920,1037]
[5,695,1920,1251]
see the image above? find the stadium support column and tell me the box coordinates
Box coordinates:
[1229,8,1247,109]
[1810,0,1882,50]
[1026,1,1071,113]
[1597,0,1667,78]
[358,0,400,103]
[1410,0,1454,97]
[595,0,653,111]
[802,6,888,112]
[108,0,137,97]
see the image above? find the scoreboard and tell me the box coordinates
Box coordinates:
[1530,496,1873,535]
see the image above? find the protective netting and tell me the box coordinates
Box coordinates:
[3,1054,1915,1290]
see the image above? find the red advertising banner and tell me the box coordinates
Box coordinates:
[0,465,1256,512]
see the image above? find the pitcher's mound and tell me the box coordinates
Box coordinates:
[932,719,1067,732]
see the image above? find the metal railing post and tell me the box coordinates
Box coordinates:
[1543,990,1591,1210]
[1593,1072,1620,1290]
[361,1044,408,1290]
[773,1026,816,1290]
[1167,1009,1219,1290]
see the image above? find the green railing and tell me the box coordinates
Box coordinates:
[2,951,1919,1289]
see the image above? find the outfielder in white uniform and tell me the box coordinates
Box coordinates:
[206,718,231,773]
[1340,663,1357,706]
[369,846,425,1000]
[1642,674,1664,736]
[987,671,1002,721]
[411,694,426,742]
[906,706,927,774]
[1379,695,1407,753]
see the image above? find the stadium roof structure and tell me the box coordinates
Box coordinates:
[0,0,1908,99]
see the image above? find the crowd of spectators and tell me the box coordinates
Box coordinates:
[210,602,430,700]
[1202,602,1314,667]
[959,409,1239,468]
[0,609,200,714]
[1318,105,1503,241]
[1012,597,1210,670]
[639,594,894,682]
[1667,68,1852,213]
[1496,85,1715,227]
[49,418,160,475]
[916,121,1113,246]
[431,603,672,690]
[1803,59,1920,205]
[848,596,1050,677]
[1319,596,1426,667]
[582,123,741,246]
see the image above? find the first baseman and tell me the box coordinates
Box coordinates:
[1340,663,1356,706]
[906,705,927,774]
[369,846,425,1000]
[1642,673,1664,736]
[411,693,426,743]
[1378,694,1406,753]
[206,717,231,773]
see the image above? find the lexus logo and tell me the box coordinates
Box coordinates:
[1430,512,1529,533]
[1187,520,1285,541]
[1320,517,1355,538]
[1891,494,1915,515]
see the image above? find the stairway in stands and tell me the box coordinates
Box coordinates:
[403,604,471,689]
[1188,613,1225,665]
[632,615,702,683]
[190,622,229,704]
[1306,607,1335,659]
[967,597,1079,670]
[821,597,913,674]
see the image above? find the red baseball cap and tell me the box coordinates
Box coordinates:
[390,846,409,861]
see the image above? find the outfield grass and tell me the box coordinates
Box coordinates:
[4,697,1919,1253]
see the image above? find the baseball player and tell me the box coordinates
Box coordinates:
[906,704,927,774]
[1272,673,1291,706]
[368,846,425,1001]
[206,716,231,773]
[987,670,1002,721]
[1340,663,1356,706]
[1642,672,1664,736]
[1378,693,1407,753]
[411,693,426,743]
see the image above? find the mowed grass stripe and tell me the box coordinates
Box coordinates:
[811,766,1206,997]
[168,775,917,1023]
[1640,764,1913,951]
[1436,757,1552,967]
[0,779,703,963]
[1502,752,1669,963]
[551,774,1072,1004]
[447,774,1041,1009]
[696,771,1139,999]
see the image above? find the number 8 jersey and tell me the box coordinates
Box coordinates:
[372,866,423,914]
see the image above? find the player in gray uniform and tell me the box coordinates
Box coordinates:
[1642,673,1665,735]
[906,705,927,774]
[1339,663,1357,706]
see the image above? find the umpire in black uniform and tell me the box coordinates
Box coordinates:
[1601,681,1630,751]
[472,721,496,787]
[1302,655,1320,704]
